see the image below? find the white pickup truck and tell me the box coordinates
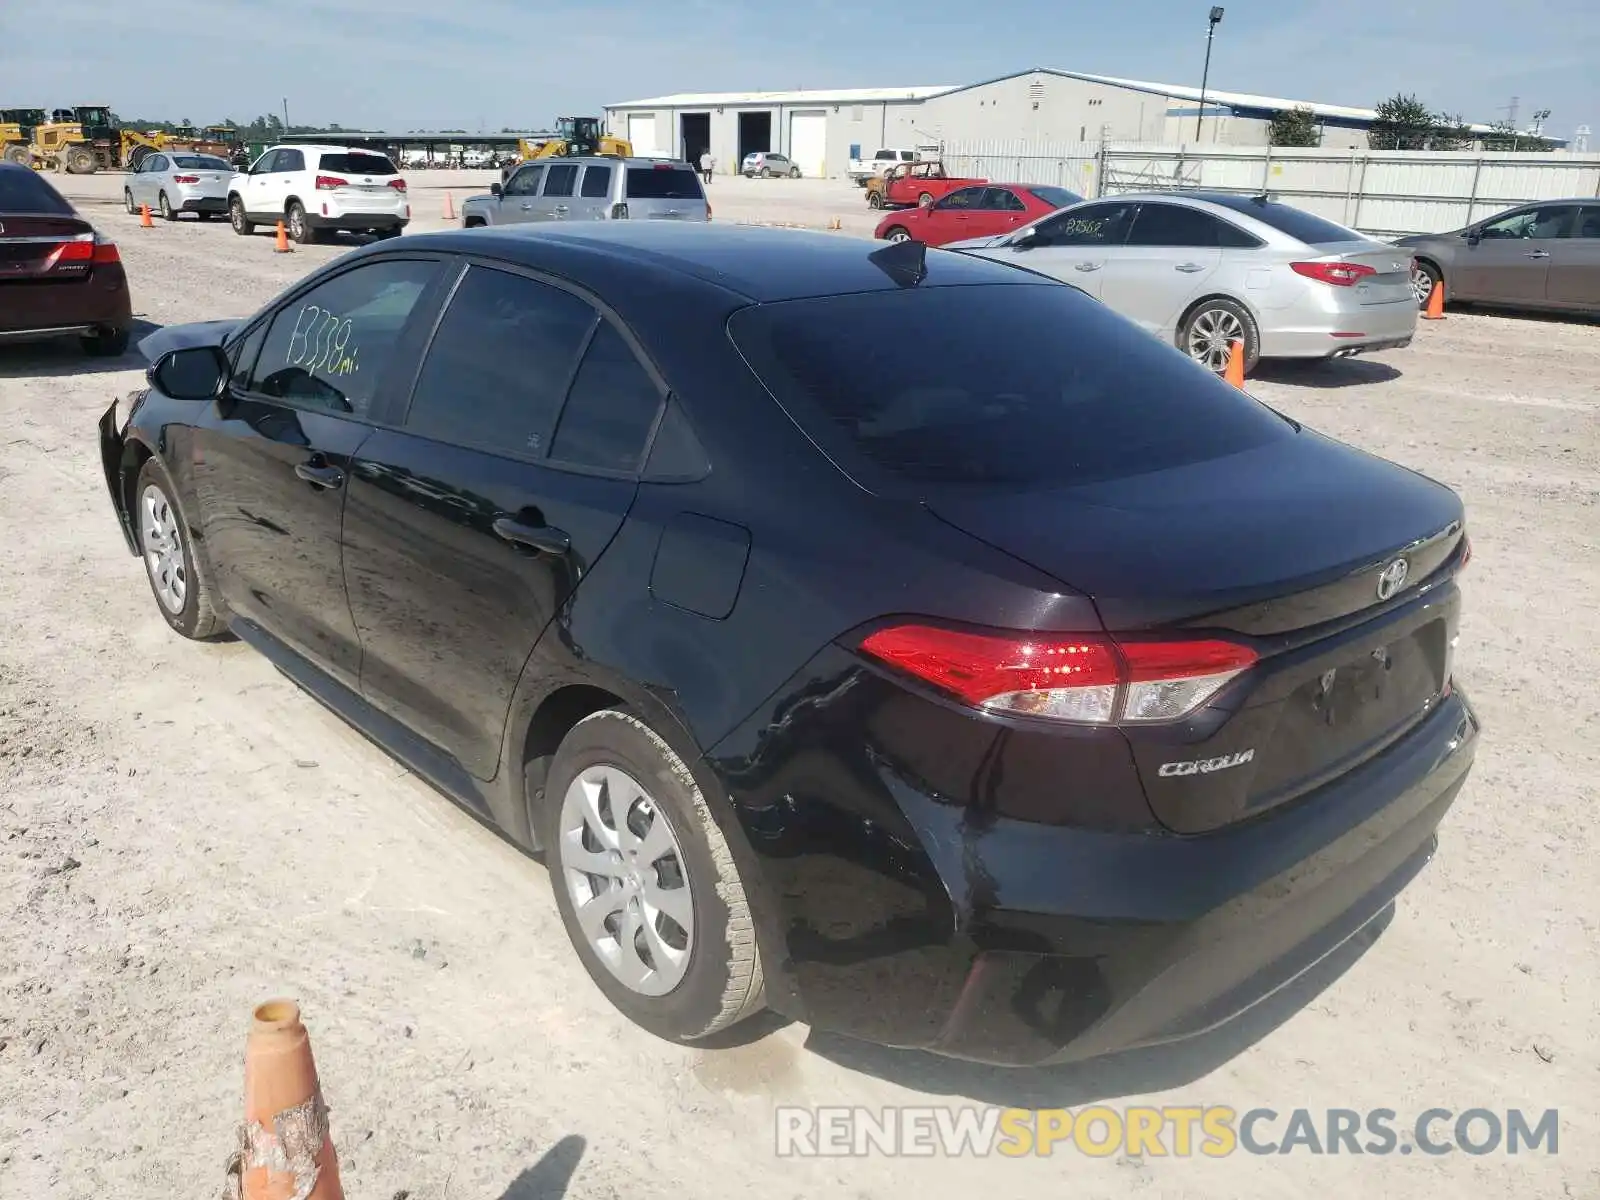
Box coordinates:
[846,148,917,186]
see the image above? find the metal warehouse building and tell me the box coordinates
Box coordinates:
[605,66,1510,177]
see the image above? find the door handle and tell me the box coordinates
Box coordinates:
[493,517,570,555]
[1175,262,1206,272]
[519,203,534,210]
[294,462,345,490]
[554,205,569,213]
[1525,250,1551,259]
[1075,262,1101,272]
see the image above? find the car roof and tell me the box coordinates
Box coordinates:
[270,144,391,156]
[522,156,692,168]
[392,221,1051,303]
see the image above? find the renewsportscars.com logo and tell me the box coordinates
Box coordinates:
[774,1106,1561,1158]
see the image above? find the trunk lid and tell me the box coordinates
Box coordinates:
[927,432,1467,833]
[1310,239,1417,306]
[0,215,95,281]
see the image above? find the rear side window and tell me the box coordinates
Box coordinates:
[0,169,73,214]
[550,323,663,471]
[403,267,597,458]
[1027,186,1081,210]
[1125,203,1229,247]
[543,164,579,197]
[1204,195,1361,245]
[728,284,1292,491]
[277,149,305,172]
[318,153,396,175]
[580,164,613,198]
[626,166,704,200]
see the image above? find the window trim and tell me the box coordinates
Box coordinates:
[392,255,672,480]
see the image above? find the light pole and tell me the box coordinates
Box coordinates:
[1196,6,1224,142]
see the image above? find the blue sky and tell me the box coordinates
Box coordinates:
[3,0,1594,138]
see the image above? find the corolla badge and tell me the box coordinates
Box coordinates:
[1158,749,1255,778]
[1376,557,1410,601]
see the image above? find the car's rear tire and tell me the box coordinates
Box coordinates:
[788,167,800,178]
[1179,297,1261,376]
[81,326,130,358]
[1412,259,1442,309]
[867,191,884,209]
[541,709,765,1042]
[134,459,227,641]
[286,201,315,244]
[758,166,771,178]
[123,188,135,215]
[229,197,254,236]
[917,191,934,208]
[884,226,912,243]
[158,191,176,221]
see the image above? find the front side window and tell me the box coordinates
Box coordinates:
[250,259,440,416]
[937,187,983,211]
[504,164,544,197]
[1033,202,1137,247]
[1480,206,1576,240]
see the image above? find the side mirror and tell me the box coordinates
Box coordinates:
[1009,225,1038,249]
[490,182,503,197]
[1465,228,1481,245]
[150,345,229,401]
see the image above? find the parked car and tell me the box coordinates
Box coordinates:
[1394,198,1600,315]
[462,158,709,227]
[741,151,800,178]
[869,160,985,210]
[97,222,1477,1065]
[846,147,916,186]
[0,161,131,357]
[227,144,409,244]
[875,183,1082,247]
[123,152,232,222]
[950,191,1418,374]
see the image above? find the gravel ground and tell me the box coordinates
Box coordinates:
[0,172,1596,1200]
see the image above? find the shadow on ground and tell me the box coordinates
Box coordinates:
[1449,303,1599,327]
[1252,357,1403,389]
[0,318,163,380]
[496,1135,585,1199]
[801,903,1395,1108]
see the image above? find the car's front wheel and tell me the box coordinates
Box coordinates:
[134,459,227,640]
[542,709,765,1042]
[1412,260,1442,309]
[884,226,912,243]
[1180,298,1260,376]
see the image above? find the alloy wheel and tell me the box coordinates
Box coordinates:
[1186,307,1245,372]
[139,485,186,613]
[558,764,695,996]
[1411,266,1435,307]
[887,228,911,243]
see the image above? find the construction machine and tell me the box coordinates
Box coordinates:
[1,108,46,165]
[32,105,118,173]
[120,122,240,169]
[498,116,634,181]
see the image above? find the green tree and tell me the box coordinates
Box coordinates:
[1368,93,1437,150]
[1268,106,1320,147]
[1429,112,1475,151]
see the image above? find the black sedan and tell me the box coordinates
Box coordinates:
[98,222,1479,1065]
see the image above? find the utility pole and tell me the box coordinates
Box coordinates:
[282,98,290,131]
[1196,7,1225,142]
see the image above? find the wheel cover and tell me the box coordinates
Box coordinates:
[1186,307,1245,372]
[124,191,133,213]
[159,193,170,216]
[1411,266,1434,306]
[289,208,304,238]
[231,201,245,229]
[558,764,695,996]
[888,229,910,243]
[139,484,186,613]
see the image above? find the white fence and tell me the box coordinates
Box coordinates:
[938,139,1600,237]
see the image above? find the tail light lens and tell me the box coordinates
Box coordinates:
[92,240,121,264]
[315,175,348,191]
[387,178,407,192]
[611,202,629,219]
[53,239,94,264]
[172,174,200,184]
[859,624,1257,725]
[1291,261,1378,286]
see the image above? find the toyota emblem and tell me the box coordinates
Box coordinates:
[1376,558,1409,601]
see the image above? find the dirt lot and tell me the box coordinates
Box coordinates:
[1,171,1596,1200]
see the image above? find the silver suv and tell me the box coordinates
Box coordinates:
[461,157,709,226]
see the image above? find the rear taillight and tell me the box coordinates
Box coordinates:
[54,240,94,263]
[92,241,120,264]
[172,174,200,184]
[1291,261,1378,287]
[611,202,629,219]
[387,178,407,192]
[859,624,1257,725]
[315,175,348,191]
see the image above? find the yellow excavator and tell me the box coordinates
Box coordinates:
[500,116,633,180]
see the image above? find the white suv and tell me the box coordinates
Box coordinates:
[228,144,410,243]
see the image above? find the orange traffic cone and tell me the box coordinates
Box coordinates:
[1223,339,1246,389]
[442,192,455,220]
[273,221,292,253]
[139,204,153,228]
[224,1000,344,1200]
[1422,280,1445,320]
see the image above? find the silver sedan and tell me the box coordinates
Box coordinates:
[123,152,232,222]
[946,191,1418,375]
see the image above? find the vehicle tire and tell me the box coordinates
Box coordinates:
[286,201,314,245]
[1179,297,1261,376]
[758,166,771,178]
[917,191,934,209]
[868,191,884,210]
[229,197,254,236]
[133,458,227,641]
[2,144,29,165]
[1411,259,1442,310]
[884,225,913,243]
[158,191,176,221]
[463,217,486,229]
[541,709,765,1042]
[127,144,151,171]
[81,325,130,357]
[64,146,95,174]
[788,167,800,178]
[124,188,135,214]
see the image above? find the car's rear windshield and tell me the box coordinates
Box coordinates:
[318,152,397,175]
[1203,195,1362,245]
[728,283,1293,493]
[0,168,73,215]
[172,155,229,170]
[625,166,704,200]
[1028,186,1082,209]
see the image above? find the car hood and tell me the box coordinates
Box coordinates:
[1392,231,1460,247]
[137,319,240,363]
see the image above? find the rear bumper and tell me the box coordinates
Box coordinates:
[305,212,409,231]
[1260,299,1419,360]
[0,269,133,340]
[176,193,228,213]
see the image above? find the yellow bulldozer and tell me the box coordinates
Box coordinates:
[500,116,633,180]
[31,105,118,173]
[1,108,46,165]
[120,123,239,170]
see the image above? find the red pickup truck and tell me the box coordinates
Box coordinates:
[867,161,987,210]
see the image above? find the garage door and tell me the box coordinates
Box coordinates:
[789,111,827,178]
[626,114,658,156]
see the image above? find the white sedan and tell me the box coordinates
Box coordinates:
[123,152,232,222]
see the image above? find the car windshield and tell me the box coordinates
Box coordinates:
[0,168,74,215]
[1202,195,1364,245]
[625,166,703,199]
[1029,186,1083,209]
[728,283,1292,494]
[318,153,397,175]
[172,155,229,170]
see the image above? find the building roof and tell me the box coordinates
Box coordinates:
[605,85,957,110]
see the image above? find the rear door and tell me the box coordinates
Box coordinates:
[497,163,545,224]
[538,162,580,221]
[575,161,615,221]
[343,262,663,778]
[980,186,1033,237]
[976,200,1138,299]
[1545,204,1600,309]
[1455,205,1574,303]
[1098,201,1225,335]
